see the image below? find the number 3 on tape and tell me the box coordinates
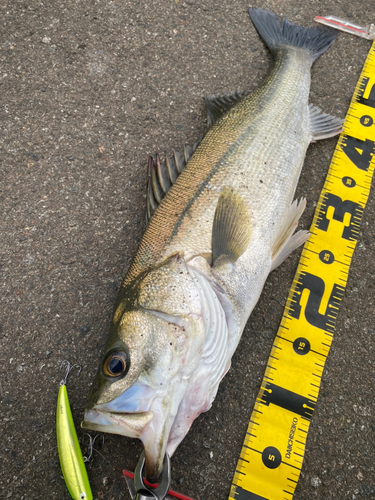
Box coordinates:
[229,41,375,500]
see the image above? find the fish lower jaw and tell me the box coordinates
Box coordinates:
[81,408,153,439]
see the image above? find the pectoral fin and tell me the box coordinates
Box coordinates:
[212,187,252,267]
[309,104,343,141]
[271,199,309,271]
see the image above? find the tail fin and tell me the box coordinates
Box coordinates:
[248,8,338,63]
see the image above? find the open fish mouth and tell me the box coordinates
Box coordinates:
[82,408,154,438]
[82,379,172,479]
[83,405,169,480]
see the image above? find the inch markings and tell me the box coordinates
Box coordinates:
[229,41,375,500]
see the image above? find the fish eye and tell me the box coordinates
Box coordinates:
[103,350,129,378]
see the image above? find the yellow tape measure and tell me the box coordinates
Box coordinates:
[229,40,375,500]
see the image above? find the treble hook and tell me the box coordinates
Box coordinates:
[82,433,105,463]
[60,360,82,386]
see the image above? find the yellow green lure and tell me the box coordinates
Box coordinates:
[57,360,93,500]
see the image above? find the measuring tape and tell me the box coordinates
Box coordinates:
[229,40,375,500]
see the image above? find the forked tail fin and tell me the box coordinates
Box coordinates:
[249,8,338,64]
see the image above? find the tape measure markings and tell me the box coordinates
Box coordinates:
[230,41,375,500]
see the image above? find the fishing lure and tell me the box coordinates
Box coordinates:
[57,360,93,500]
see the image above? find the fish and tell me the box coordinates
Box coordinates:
[81,8,342,481]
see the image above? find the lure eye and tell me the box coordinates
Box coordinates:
[103,351,129,378]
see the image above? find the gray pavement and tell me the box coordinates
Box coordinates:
[1,0,375,499]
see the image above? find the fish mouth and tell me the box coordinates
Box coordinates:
[82,407,168,480]
[82,380,176,480]
[82,380,156,437]
[82,408,154,438]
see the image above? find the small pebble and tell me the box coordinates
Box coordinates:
[79,326,90,335]
[311,477,321,487]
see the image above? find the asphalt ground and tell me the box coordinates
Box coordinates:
[1,0,375,499]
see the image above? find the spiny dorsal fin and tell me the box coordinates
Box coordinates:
[212,187,252,267]
[309,104,343,141]
[205,91,247,129]
[146,143,199,223]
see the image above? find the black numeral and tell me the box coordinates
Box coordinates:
[289,272,344,332]
[316,193,362,240]
[341,135,375,172]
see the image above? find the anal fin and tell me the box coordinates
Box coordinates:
[309,104,344,141]
[212,187,252,267]
[271,199,309,271]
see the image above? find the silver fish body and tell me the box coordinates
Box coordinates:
[82,9,341,480]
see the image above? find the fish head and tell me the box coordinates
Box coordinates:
[82,253,205,480]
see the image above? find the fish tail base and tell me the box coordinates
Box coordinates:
[248,8,338,63]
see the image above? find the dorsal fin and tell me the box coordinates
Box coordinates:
[146,143,199,223]
[205,91,248,129]
[145,91,248,223]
